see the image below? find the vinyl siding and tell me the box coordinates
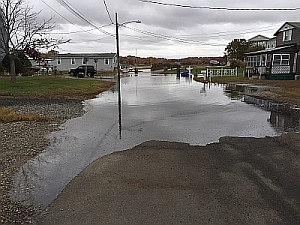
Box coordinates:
[52,54,117,72]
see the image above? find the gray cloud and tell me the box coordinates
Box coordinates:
[30,0,300,58]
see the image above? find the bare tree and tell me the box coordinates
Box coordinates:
[0,0,63,82]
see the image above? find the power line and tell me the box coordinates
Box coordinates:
[103,0,113,24]
[41,0,83,29]
[54,0,114,37]
[123,25,225,46]
[138,0,300,11]
[177,26,278,39]
[50,24,113,35]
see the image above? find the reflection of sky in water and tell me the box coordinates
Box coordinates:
[12,71,292,210]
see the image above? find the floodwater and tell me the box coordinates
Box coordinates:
[11,70,300,209]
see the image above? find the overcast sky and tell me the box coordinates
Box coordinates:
[28,0,300,59]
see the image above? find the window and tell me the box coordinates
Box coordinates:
[283,29,292,41]
[247,56,261,68]
[281,55,290,65]
[247,56,254,67]
[71,58,76,65]
[273,55,281,66]
[272,54,290,66]
[82,58,88,64]
[104,59,109,65]
[57,58,61,65]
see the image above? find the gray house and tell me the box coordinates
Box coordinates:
[52,53,117,72]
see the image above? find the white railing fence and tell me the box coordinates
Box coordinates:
[206,67,238,77]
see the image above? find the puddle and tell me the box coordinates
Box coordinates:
[10,72,299,210]
[224,83,300,132]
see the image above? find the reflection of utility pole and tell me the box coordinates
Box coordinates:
[176,60,181,79]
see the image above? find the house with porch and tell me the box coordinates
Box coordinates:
[51,53,117,73]
[246,22,300,80]
[248,34,270,48]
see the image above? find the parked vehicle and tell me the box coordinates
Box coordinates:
[69,65,96,78]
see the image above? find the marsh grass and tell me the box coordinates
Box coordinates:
[0,107,49,123]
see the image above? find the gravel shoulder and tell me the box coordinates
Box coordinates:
[0,97,85,224]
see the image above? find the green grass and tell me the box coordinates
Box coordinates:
[0,76,115,99]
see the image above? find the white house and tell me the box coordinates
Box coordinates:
[51,53,117,72]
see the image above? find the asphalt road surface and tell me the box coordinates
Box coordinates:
[35,133,300,225]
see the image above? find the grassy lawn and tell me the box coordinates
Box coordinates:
[0,76,115,122]
[194,75,300,105]
[0,76,115,100]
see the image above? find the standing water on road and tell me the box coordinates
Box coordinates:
[11,70,299,209]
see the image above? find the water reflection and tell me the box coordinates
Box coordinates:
[11,72,298,210]
[224,83,300,132]
[269,111,300,132]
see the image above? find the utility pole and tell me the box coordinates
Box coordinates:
[116,12,121,139]
[116,12,121,95]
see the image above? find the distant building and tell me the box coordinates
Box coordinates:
[266,37,277,49]
[51,53,117,72]
[248,35,270,47]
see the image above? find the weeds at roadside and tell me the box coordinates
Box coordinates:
[0,107,49,123]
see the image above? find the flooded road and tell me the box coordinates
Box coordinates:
[11,70,299,209]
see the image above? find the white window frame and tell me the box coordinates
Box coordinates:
[71,58,76,65]
[82,58,88,64]
[272,54,290,66]
[283,29,292,42]
[104,58,109,65]
[293,53,297,73]
[57,58,61,65]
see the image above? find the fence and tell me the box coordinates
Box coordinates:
[206,67,238,77]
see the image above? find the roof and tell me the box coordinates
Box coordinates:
[248,35,270,42]
[246,44,296,55]
[274,22,300,36]
[52,53,117,58]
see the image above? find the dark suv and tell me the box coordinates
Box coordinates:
[69,65,96,78]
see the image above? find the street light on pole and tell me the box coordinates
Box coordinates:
[115,12,141,138]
